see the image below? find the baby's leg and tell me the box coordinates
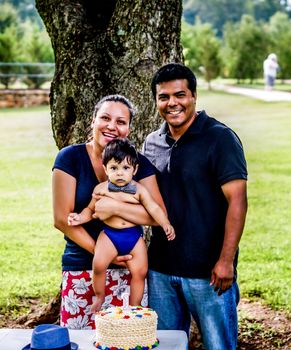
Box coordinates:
[91,231,118,313]
[126,237,148,306]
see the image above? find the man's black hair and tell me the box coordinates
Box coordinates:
[102,138,139,169]
[151,63,197,98]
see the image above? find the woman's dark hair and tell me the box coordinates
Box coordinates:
[102,138,139,169]
[93,94,135,124]
[151,63,197,98]
[87,94,135,142]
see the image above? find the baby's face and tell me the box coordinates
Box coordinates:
[105,158,136,187]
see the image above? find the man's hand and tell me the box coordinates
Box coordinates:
[210,258,234,296]
[162,223,176,241]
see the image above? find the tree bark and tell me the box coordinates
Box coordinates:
[20,0,182,327]
[16,290,61,327]
[36,0,183,149]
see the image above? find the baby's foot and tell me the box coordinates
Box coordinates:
[90,297,104,313]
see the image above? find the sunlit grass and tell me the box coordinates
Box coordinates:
[212,77,291,92]
[0,107,63,316]
[197,90,291,313]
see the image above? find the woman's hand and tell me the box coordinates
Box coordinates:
[111,254,133,267]
[92,175,167,226]
[92,196,118,220]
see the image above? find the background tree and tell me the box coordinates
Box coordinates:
[182,0,246,37]
[15,0,182,326]
[252,0,289,21]
[0,24,22,88]
[267,11,291,80]
[182,19,221,88]
[0,2,18,32]
[35,0,183,150]
[182,0,290,36]
[21,21,54,88]
[0,2,53,89]
[0,0,41,23]
[222,15,269,83]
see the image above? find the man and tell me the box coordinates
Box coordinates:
[142,63,248,350]
[263,53,280,91]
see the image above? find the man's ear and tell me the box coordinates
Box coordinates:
[133,164,139,176]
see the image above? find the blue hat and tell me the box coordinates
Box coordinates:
[22,324,78,350]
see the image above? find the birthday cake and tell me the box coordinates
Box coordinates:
[94,306,159,350]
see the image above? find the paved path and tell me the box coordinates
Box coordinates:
[213,84,291,102]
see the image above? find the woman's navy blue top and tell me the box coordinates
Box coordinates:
[53,143,155,271]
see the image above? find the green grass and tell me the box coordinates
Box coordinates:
[0,106,63,317]
[197,90,291,314]
[0,93,290,318]
[213,77,291,92]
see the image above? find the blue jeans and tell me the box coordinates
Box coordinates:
[148,270,240,350]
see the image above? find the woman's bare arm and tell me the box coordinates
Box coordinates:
[93,175,167,226]
[53,169,131,265]
[52,169,96,254]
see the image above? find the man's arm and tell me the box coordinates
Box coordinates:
[210,179,247,295]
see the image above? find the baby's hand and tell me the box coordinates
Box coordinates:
[68,212,81,226]
[163,224,175,241]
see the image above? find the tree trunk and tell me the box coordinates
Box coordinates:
[36,0,183,149]
[20,0,182,327]
[16,289,61,327]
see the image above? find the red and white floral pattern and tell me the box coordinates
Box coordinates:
[61,269,148,329]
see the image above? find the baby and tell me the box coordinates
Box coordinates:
[68,138,175,312]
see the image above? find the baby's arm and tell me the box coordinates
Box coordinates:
[68,184,101,226]
[137,183,175,240]
[68,206,94,226]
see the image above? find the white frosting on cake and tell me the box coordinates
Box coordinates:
[95,306,158,349]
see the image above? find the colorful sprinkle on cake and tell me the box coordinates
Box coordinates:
[94,306,159,350]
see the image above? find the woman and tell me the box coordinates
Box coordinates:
[52,95,165,329]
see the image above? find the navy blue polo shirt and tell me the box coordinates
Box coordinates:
[142,110,247,278]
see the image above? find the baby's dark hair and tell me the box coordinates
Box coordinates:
[102,138,139,169]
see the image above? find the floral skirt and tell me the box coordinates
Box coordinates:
[60,269,148,329]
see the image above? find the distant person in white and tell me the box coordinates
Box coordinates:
[263,53,280,91]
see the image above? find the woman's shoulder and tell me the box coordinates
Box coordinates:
[55,143,87,160]
[135,152,156,181]
[137,152,154,168]
[53,143,87,175]
[59,143,86,154]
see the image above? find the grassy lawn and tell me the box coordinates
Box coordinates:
[0,106,63,318]
[213,78,291,92]
[0,92,290,320]
[197,90,291,314]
